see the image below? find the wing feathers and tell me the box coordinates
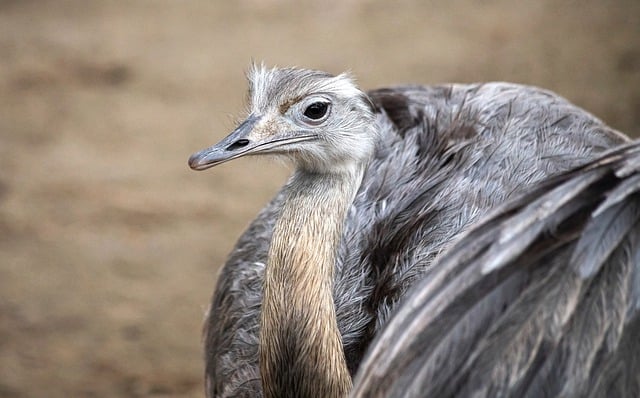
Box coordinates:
[572,196,640,278]
[352,141,640,398]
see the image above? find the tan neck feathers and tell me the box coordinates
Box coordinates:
[260,169,362,398]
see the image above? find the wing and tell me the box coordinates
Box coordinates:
[352,141,640,398]
[336,82,628,373]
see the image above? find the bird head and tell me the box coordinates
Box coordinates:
[188,64,378,174]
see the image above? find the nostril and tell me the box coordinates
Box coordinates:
[226,139,250,151]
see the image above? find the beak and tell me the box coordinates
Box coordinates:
[188,114,316,171]
[188,114,261,170]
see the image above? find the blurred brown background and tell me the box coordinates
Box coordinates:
[0,1,638,397]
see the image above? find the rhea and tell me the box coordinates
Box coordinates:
[189,65,637,397]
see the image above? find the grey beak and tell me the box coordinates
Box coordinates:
[188,115,261,170]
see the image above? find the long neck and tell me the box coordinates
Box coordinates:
[259,166,363,398]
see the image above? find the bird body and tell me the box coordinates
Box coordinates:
[189,66,632,397]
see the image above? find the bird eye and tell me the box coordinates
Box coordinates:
[303,102,329,121]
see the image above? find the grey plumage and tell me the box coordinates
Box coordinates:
[191,66,633,397]
[352,142,640,397]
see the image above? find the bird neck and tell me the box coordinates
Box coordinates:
[259,166,363,398]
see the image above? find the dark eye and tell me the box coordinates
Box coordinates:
[303,102,329,120]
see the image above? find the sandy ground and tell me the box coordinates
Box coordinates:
[0,1,638,397]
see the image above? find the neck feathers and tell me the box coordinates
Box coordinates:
[260,168,363,398]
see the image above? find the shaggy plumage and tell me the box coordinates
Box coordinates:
[190,65,632,397]
[352,141,640,397]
